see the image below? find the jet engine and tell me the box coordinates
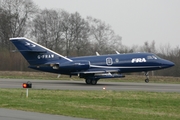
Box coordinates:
[58,60,90,71]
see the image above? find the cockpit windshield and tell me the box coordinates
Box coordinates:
[147,54,160,60]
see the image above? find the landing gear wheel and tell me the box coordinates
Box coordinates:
[85,79,91,84]
[91,79,97,85]
[144,72,149,83]
[145,79,149,83]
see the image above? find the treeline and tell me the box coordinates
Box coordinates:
[0,0,179,77]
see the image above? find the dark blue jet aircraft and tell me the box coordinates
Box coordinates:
[10,37,174,85]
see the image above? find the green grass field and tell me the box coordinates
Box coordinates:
[0,89,180,120]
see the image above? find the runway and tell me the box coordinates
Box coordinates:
[0,108,93,120]
[0,78,180,92]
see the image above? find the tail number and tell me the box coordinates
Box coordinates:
[37,54,54,59]
[131,58,146,63]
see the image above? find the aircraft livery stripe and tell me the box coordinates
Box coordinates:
[90,65,159,69]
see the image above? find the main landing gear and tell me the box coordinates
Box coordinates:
[144,72,149,83]
[85,78,99,85]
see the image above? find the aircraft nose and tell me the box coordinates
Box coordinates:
[168,61,175,67]
[161,59,175,68]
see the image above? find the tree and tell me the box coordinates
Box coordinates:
[60,12,89,56]
[87,16,122,54]
[0,8,12,49]
[31,9,65,53]
[0,0,37,50]
[140,40,156,53]
[69,12,90,56]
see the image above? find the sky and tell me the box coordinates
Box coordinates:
[34,0,180,48]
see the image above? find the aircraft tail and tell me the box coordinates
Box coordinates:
[10,37,72,65]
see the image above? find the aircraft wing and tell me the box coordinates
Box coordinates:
[72,69,125,79]
[72,69,120,74]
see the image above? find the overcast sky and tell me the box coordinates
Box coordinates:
[34,0,180,48]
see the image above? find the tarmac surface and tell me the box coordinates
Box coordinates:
[0,78,180,92]
[0,78,180,120]
[0,108,93,120]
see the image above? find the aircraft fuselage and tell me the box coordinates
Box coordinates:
[30,53,174,75]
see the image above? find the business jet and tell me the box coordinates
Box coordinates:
[10,37,174,85]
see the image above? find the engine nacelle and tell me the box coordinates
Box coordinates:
[59,60,90,71]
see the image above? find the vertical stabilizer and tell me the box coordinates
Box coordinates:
[10,37,72,65]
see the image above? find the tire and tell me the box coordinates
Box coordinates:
[85,79,91,84]
[145,79,149,83]
[91,79,97,85]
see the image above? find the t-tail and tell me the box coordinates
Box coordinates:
[10,37,72,65]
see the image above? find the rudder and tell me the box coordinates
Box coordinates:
[10,37,72,65]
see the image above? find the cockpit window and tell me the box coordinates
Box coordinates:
[152,56,157,59]
[153,54,161,59]
[147,55,160,59]
[147,56,153,59]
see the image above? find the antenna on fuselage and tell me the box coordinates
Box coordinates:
[96,52,100,56]
[115,50,120,54]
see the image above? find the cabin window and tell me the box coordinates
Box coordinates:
[115,58,119,63]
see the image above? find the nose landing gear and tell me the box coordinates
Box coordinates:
[145,72,149,83]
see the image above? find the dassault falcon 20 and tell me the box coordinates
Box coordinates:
[10,37,174,85]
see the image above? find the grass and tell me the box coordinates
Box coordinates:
[0,89,180,120]
[0,71,180,83]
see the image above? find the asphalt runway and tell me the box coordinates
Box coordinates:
[0,78,180,92]
[1,78,180,120]
[0,108,93,120]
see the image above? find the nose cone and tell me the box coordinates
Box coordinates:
[168,61,175,67]
[161,59,175,68]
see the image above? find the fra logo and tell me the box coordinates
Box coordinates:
[131,58,146,63]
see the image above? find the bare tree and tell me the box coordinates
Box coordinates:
[140,40,156,53]
[0,0,37,49]
[60,11,73,56]
[31,9,65,53]
[61,12,90,56]
[0,8,12,49]
[87,16,122,54]
[70,12,90,56]
[31,10,90,57]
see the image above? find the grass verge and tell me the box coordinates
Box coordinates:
[0,88,180,120]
